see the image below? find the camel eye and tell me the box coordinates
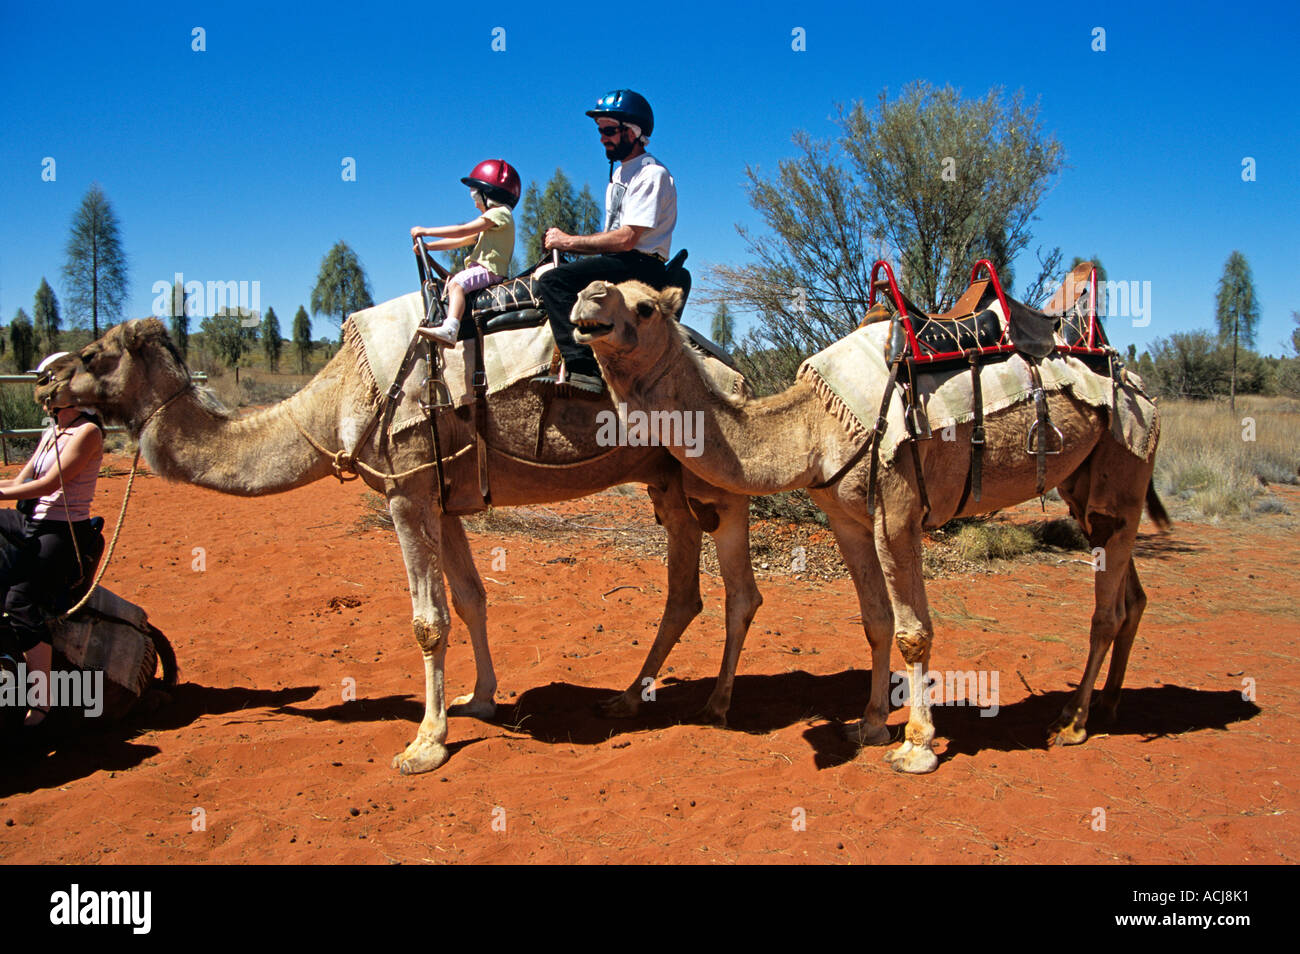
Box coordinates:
[635,300,655,318]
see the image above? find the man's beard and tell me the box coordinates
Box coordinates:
[605,137,636,162]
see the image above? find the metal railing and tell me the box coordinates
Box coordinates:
[0,371,207,464]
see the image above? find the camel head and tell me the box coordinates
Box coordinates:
[35,318,191,433]
[572,280,685,381]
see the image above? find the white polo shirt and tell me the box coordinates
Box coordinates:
[605,153,676,260]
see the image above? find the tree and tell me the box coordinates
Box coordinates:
[293,305,313,373]
[518,169,603,265]
[710,302,736,351]
[311,241,373,342]
[1215,250,1260,413]
[10,309,36,372]
[1146,331,1231,400]
[262,306,283,372]
[169,278,190,360]
[1291,310,1300,356]
[62,183,129,338]
[33,278,61,353]
[201,308,258,371]
[712,82,1064,386]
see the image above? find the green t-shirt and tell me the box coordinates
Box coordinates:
[467,205,514,277]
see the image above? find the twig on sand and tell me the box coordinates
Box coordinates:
[1017,670,1038,695]
[602,585,644,600]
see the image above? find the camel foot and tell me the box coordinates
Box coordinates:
[391,738,450,775]
[842,720,891,747]
[1048,719,1088,747]
[448,693,497,720]
[1094,695,1120,725]
[692,703,728,726]
[597,691,641,719]
[884,740,939,774]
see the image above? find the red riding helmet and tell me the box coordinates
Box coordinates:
[461,159,521,208]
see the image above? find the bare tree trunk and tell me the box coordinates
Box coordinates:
[1231,311,1239,415]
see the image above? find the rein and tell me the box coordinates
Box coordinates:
[54,380,193,619]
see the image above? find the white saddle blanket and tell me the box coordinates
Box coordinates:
[343,292,557,434]
[798,322,1159,467]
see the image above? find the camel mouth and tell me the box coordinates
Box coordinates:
[572,316,614,343]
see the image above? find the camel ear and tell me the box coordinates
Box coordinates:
[122,318,164,352]
[658,286,683,319]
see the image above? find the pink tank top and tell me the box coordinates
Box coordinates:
[30,419,103,522]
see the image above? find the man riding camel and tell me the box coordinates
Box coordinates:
[534,89,677,397]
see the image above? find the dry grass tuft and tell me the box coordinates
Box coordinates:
[1155,396,1300,519]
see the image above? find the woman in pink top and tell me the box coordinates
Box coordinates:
[0,352,104,727]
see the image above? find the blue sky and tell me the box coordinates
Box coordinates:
[2,0,1297,354]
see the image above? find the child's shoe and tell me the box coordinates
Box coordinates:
[418,319,460,346]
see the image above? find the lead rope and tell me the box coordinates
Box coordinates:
[51,384,191,620]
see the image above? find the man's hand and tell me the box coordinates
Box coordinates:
[544,228,573,252]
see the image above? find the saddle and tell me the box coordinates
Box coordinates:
[406,246,694,514]
[841,259,1116,525]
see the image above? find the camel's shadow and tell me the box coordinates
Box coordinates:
[494,673,1259,771]
[0,683,318,796]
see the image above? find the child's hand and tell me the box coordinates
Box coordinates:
[410,227,426,239]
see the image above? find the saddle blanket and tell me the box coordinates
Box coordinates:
[343,292,557,434]
[798,322,1159,468]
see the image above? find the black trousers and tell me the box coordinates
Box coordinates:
[0,509,92,652]
[535,251,669,378]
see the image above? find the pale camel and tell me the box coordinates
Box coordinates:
[36,316,761,775]
[573,280,1169,774]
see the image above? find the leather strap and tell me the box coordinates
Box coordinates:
[954,349,985,515]
[865,351,905,516]
[1030,363,1050,497]
[472,317,491,505]
[900,364,932,527]
[968,350,985,504]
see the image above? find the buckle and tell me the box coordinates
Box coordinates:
[971,426,986,446]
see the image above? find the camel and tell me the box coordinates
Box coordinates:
[572,279,1169,774]
[35,315,761,775]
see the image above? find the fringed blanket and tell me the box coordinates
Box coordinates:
[798,322,1159,469]
[343,292,557,434]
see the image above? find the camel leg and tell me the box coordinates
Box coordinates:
[826,512,893,746]
[1048,512,1137,746]
[1093,561,1146,723]
[598,479,705,718]
[441,514,497,720]
[874,506,939,774]
[698,490,762,723]
[387,490,453,775]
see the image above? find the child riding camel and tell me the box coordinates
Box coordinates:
[411,159,520,345]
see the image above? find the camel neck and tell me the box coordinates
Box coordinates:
[139,375,340,496]
[611,340,829,496]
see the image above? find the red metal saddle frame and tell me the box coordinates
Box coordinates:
[868,258,1107,363]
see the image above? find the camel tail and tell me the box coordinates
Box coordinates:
[1145,478,1172,532]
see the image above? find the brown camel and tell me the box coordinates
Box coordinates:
[572,279,1169,774]
[35,315,761,775]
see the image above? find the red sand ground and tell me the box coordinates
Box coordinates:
[1,454,1296,864]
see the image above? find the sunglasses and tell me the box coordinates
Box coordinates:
[597,124,624,139]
